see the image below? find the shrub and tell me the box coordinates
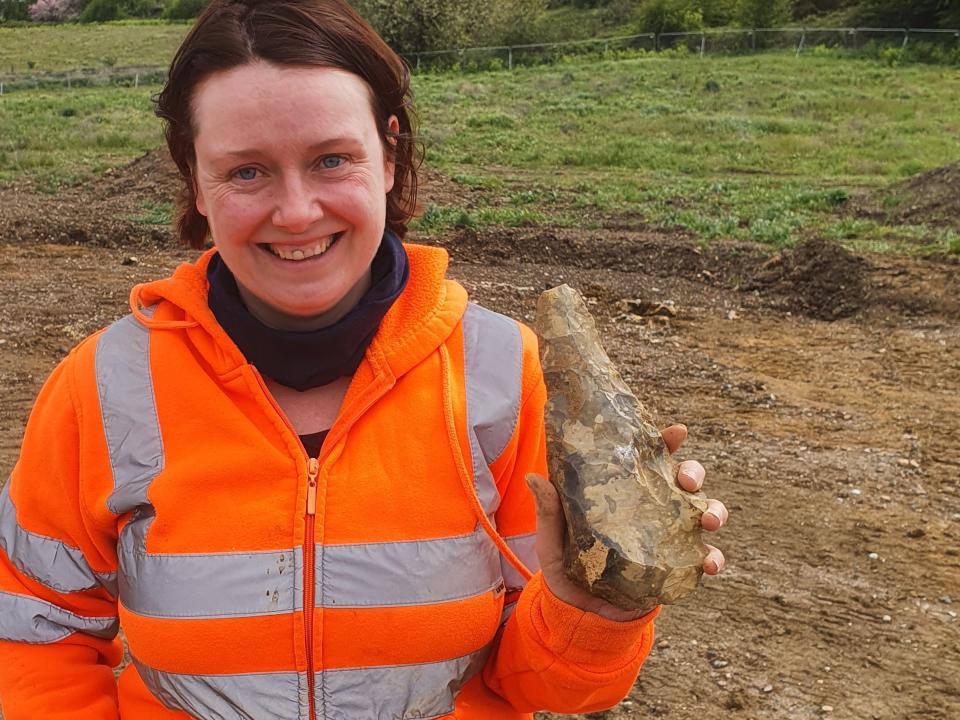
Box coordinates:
[736,0,791,29]
[637,0,704,35]
[80,0,122,21]
[28,0,78,22]
[163,0,205,20]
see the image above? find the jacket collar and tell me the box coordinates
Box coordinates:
[129,243,467,383]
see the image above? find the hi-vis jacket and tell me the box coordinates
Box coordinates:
[0,243,657,719]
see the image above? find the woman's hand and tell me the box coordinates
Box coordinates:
[526,423,728,622]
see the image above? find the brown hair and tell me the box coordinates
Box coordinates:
[154,0,419,249]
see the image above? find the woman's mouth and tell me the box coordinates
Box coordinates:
[264,232,343,261]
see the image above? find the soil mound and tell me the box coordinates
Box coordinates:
[0,148,181,248]
[745,237,868,320]
[857,161,960,231]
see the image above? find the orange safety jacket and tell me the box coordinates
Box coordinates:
[0,243,657,719]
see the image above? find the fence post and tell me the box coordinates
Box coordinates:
[751,30,756,51]
[0,83,3,96]
[655,34,660,52]
[901,29,909,49]
[135,72,139,88]
[700,33,706,57]
[508,46,513,70]
[416,54,421,70]
[796,29,806,55]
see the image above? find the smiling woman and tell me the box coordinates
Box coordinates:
[0,1,726,719]
[190,63,399,329]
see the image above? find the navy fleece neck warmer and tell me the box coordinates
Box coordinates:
[206,230,409,391]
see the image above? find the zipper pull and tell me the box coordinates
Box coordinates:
[306,457,319,516]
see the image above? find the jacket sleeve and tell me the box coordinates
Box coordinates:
[0,353,123,719]
[481,324,657,714]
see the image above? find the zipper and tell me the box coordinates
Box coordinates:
[305,456,319,720]
[247,368,321,720]
[247,365,393,720]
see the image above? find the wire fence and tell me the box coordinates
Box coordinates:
[1,26,958,95]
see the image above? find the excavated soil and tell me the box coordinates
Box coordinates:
[0,153,958,720]
[854,161,960,232]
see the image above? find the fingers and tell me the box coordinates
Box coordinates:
[525,474,565,568]
[701,499,728,532]
[676,460,705,493]
[703,544,725,575]
[660,424,687,454]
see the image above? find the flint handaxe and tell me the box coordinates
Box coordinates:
[535,284,709,612]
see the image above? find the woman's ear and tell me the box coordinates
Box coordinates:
[383,114,400,194]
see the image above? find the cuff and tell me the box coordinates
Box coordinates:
[521,571,660,671]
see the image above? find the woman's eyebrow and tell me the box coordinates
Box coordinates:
[222,138,365,158]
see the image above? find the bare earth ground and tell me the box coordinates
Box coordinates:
[0,154,958,720]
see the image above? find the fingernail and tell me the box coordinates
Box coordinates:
[705,511,721,527]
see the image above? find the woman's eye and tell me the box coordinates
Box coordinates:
[321,156,344,169]
[236,167,258,181]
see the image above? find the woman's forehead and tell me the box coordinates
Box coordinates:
[191,62,379,150]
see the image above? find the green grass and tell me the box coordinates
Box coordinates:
[0,22,188,75]
[0,87,164,190]
[2,52,959,251]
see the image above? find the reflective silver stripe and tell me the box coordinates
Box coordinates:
[133,658,306,720]
[462,303,523,517]
[0,483,117,596]
[95,310,164,516]
[118,529,503,619]
[502,532,538,591]
[119,546,301,619]
[320,645,491,719]
[0,589,118,644]
[318,528,501,608]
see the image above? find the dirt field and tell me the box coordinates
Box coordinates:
[0,154,958,720]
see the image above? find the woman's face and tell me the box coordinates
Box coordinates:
[191,61,397,330]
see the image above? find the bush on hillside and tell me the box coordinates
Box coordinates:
[2,0,31,21]
[736,0,792,28]
[163,0,205,19]
[80,0,121,21]
[637,0,704,35]
[352,0,546,53]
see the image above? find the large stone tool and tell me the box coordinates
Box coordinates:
[535,284,709,612]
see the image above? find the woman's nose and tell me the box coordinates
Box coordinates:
[271,174,324,233]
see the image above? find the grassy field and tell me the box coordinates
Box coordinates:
[0,22,188,75]
[2,52,959,252]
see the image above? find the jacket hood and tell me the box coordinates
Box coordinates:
[129,243,469,382]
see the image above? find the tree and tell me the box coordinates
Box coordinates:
[735,0,791,28]
[29,0,78,21]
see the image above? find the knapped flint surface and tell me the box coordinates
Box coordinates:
[535,285,709,612]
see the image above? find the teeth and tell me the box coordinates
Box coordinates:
[270,235,337,261]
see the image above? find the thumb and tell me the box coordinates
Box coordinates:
[525,473,565,570]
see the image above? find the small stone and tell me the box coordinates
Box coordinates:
[712,659,729,669]
[882,614,892,623]
[850,488,861,496]
[906,528,925,539]
[657,640,670,649]
[821,705,834,713]
[121,256,139,266]
[762,684,774,693]
[948,611,958,619]
[940,596,953,604]
[867,552,879,560]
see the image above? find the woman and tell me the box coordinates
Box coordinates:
[0,0,727,717]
